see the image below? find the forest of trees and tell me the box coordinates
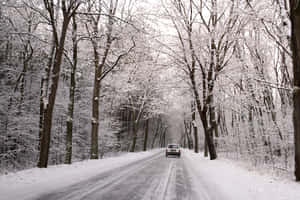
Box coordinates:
[0,0,300,181]
[0,0,170,171]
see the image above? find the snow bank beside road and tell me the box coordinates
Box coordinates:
[184,149,300,200]
[0,149,161,200]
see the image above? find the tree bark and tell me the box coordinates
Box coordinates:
[290,0,300,181]
[130,111,138,152]
[191,72,217,160]
[192,102,199,153]
[183,130,187,148]
[170,0,217,159]
[90,59,101,159]
[184,120,193,149]
[38,0,81,168]
[65,15,77,164]
[38,36,56,156]
[159,128,167,148]
[88,2,116,159]
[151,119,161,149]
[38,78,44,152]
[38,18,71,168]
[159,127,166,148]
[143,119,149,151]
[189,2,217,159]
[204,137,208,157]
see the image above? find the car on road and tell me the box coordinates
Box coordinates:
[166,144,181,158]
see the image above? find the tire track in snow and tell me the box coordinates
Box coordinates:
[158,159,176,200]
[37,151,195,200]
[95,154,169,200]
[36,151,162,200]
[175,159,192,200]
[67,153,162,200]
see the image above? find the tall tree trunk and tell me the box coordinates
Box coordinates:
[38,78,44,152]
[184,120,193,149]
[65,15,77,164]
[191,72,217,160]
[38,41,55,154]
[90,61,101,159]
[38,18,71,168]
[89,3,115,158]
[163,128,166,147]
[130,111,138,152]
[130,98,146,152]
[189,22,217,159]
[143,119,149,151]
[38,0,81,168]
[208,94,218,138]
[127,109,132,140]
[188,122,194,149]
[19,52,28,106]
[89,20,107,159]
[19,19,34,106]
[208,0,218,139]
[204,137,208,157]
[290,0,300,181]
[192,102,199,153]
[159,127,164,148]
[183,130,187,148]
[151,119,161,148]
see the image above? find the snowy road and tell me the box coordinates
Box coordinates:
[2,149,300,200]
[35,152,197,200]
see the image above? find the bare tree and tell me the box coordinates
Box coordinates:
[38,0,81,168]
[64,14,78,164]
[162,0,242,159]
[143,118,149,151]
[290,0,300,181]
[83,0,136,159]
[191,101,198,153]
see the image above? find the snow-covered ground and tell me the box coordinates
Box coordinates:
[0,149,161,200]
[184,149,300,200]
[1,149,300,200]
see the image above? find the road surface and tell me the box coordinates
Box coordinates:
[36,151,215,200]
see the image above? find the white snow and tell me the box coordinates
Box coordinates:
[183,149,300,200]
[0,150,161,200]
[1,149,300,200]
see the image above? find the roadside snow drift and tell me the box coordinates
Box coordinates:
[183,149,300,200]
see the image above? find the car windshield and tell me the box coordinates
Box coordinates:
[168,144,179,148]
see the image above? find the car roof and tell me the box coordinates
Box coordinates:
[167,144,180,146]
